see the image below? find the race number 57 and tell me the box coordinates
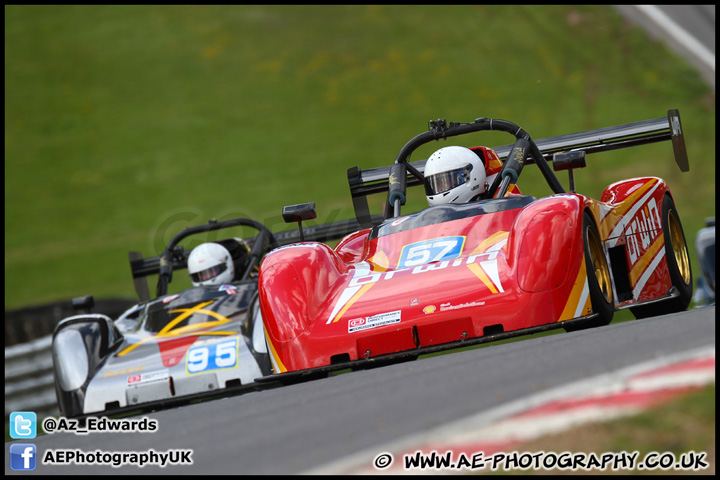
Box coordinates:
[187,338,239,374]
[398,236,466,268]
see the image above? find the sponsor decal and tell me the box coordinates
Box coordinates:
[348,310,401,333]
[624,197,662,265]
[347,256,488,288]
[422,301,486,315]
[128,370,169,386]
[349,318,366,328]
[439,301,485,311]
[219,284,237,295]
[603,179,660,241]
[598,179,667,301]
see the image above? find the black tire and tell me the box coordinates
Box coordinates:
[565,212,614,332]
[630,194,693,319]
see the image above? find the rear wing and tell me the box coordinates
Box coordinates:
[129,214,383,302]
[348,109,688,227]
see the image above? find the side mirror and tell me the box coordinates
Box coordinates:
[282,203,317,242]
[72,295,95,313]
[552,150,586,171]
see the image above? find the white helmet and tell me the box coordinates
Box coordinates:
[424,146,487,206]
[187,242,234,287]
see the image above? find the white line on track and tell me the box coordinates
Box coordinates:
[634,5,715,72]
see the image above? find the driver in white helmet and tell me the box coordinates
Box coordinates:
[424,146,487,206]
[187,242,235,287]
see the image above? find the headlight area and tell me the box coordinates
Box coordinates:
[52,328,90,391]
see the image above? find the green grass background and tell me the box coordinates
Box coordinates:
[5,5,715,309]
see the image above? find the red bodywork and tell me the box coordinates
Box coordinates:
[259,176,674,374]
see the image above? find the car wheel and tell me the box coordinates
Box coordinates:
[630,194,693,318]
[565,212,614,332]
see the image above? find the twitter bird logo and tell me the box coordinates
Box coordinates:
[10,411,37,439]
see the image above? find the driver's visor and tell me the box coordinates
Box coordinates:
[190,263,227,283]
[424,164,472,196]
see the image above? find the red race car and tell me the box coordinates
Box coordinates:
[257,110,692,381]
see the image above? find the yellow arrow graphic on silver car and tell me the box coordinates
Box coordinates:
[117,300,234,357]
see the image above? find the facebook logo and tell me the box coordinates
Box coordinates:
[10,412,37,439]
[10,444,37,471]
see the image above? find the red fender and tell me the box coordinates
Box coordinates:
[507,195,585,294]
[259,243,346,344]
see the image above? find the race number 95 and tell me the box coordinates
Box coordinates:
[397,236,465,268]
[187,338,239,374]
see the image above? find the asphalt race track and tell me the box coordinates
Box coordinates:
[7,306,714,475]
